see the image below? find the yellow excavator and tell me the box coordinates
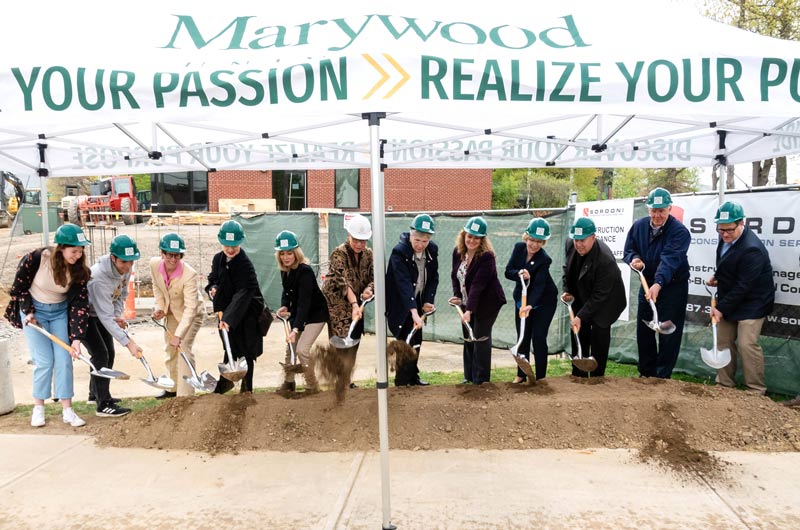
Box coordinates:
[0,171,28,228]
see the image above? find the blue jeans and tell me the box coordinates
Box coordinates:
[22,299,73,400]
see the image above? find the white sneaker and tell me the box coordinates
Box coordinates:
[62,407,86,428]
[31,405,46,427]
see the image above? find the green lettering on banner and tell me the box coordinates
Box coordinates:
[329,16,374,52]
[648,60,678,102]
[717,58,743,101]
[161,15,253,49]
[511,60,533,101]
[179,72,209,107]
[76,68,105,111]
[267,69,279,104]
[791,59,800,102]
[319,57,347,100]
[477,60,506,101]
[42,66,72,111]
[441,22,487,45]
[421,55,449,99]
[550,62,575,101]
[109,70,139,110]
[579,63,600,102]
[760,58,790,102]
[375,15,441,41]
[283,64,314,103]
[238,70,264,106]
[12,67,40,111]
[683,58,710,102]
[536,60,546,101]
[539,16,588,48]
[488,25,537,50]
[210,70,237,107]
[153,72,179,108]
[250,25,290,49]
[453,58,475,100]
[617,61,644,102]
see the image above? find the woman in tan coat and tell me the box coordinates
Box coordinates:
[150,233,205,397]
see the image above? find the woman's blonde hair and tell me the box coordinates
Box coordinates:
[455,230,494,259]
[275,247,308,272]
[522,233,547,246]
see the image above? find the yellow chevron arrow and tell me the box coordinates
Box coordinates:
[362,53,410,100]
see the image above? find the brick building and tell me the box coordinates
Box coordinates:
[205,168,492,212]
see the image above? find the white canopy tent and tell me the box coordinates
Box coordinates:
[3,1,799,527]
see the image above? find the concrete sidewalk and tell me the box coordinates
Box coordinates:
[1,433,799,530]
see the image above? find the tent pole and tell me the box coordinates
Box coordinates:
[715,130,727,205]
[37,142,49,246]
[364,112,395,530]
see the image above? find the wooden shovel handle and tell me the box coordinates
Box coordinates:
[638,269,651,292]
[31,324,72,353]
[710,296,718,325]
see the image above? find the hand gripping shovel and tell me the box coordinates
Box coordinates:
[630,263,676,335]
[151,317,217,392]
[278,313,304,374]
[27,323,130,380]
[700,286,732,369]
[122,329,175,390]
[509,271,535,380]
[219,326,249,382]
[330,295,375,349]
[561,297,598,373]
[405,308,436,349]
[448,299,489,343]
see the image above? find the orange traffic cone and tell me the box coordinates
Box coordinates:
[123,266,137,320]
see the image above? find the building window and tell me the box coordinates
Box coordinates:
[151,171,208,213]
[335,169,359,209]
[272,170,307,211]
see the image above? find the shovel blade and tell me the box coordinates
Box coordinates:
[513,354,535,380]
[473,336,490,342]
[330,336,359,349]
[99,367,130,380]
[657,320,677,334]
[700,347,731,369]
[642,318,661,332]
[280,362,304,374]
[572,357,598,373]
[184,371,218,392]
[219,357,248,382]
[90,370,114,379]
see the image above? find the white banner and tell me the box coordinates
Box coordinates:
[677,191,800,338]
[576,198,634,321]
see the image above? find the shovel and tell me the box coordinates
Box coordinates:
[278,313,304,374]
[123,328,175,390]
[509,271,535,380]
[405,308,436,349]
[151,317,218,392]
[700,285,732,369]
[448,299,489,343]
[561,297,598,373]
[330,295,375,349]
[219,326,249,382]
[630,263,676,335]
[27,322,130,380]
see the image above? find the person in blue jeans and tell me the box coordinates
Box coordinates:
[4,224,92,428]
[504,218,558,382]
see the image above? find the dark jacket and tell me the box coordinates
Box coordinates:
[451,248,506,319]
[280,263,328,332]
[715,227,774,321]
[623,214,690,287]
[4,248,90,342]
[504,243,558,309]
[205,248,264,359]
[386,232,439,336]
[562,238,626,328]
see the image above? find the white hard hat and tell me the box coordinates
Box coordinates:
[346,214,372,239]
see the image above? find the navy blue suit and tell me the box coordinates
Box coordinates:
[715,227,774,321]
[386,232,439,385]
[504,243,558,380]
[623,214,690,378]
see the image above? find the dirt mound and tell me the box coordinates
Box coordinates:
[81,377,800,480]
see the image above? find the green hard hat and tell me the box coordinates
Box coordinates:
[410,214,435,235]
[218,220,245,246]
[569,217,596,240]
[109,234,140,261]
[274,230,299,251]
[463,216,487,237]
[54,223,91,247]
[646,187,673,208]
[525,218,551,240]
[159,232,186,254]
[714,201,745,224]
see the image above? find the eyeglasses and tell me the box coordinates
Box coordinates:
[717,226,740,234]
[163,252,182,260]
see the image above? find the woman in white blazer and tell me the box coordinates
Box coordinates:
[150,233,206,397]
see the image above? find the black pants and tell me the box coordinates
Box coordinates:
[514,303,557,380]
[83,317,116,408]
[636,281,688,378]
[571,322,611,377]
[462,312,498,385]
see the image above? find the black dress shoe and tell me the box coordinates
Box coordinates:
[349,382,358,389]
[214,378,235,394]
[155,391,177,400]
[411,379,430,386]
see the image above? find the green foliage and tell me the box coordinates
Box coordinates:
[491,169,523,209]
[703,0,800,39]
[492,168,602,209]
[529,173,571,208]
[612,168,646,198]
[132,174,151,193]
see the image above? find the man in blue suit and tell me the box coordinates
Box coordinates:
[707,201,774,395]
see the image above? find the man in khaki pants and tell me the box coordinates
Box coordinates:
[150,233,206,398]
[707,201,774,395]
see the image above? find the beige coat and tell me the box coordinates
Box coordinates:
[149,257,203,338]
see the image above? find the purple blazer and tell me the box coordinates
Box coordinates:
[451,248,507,319]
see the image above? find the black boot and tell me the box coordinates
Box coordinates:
[214,378,234,394]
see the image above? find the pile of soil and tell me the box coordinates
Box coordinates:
[80,377,800,479]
